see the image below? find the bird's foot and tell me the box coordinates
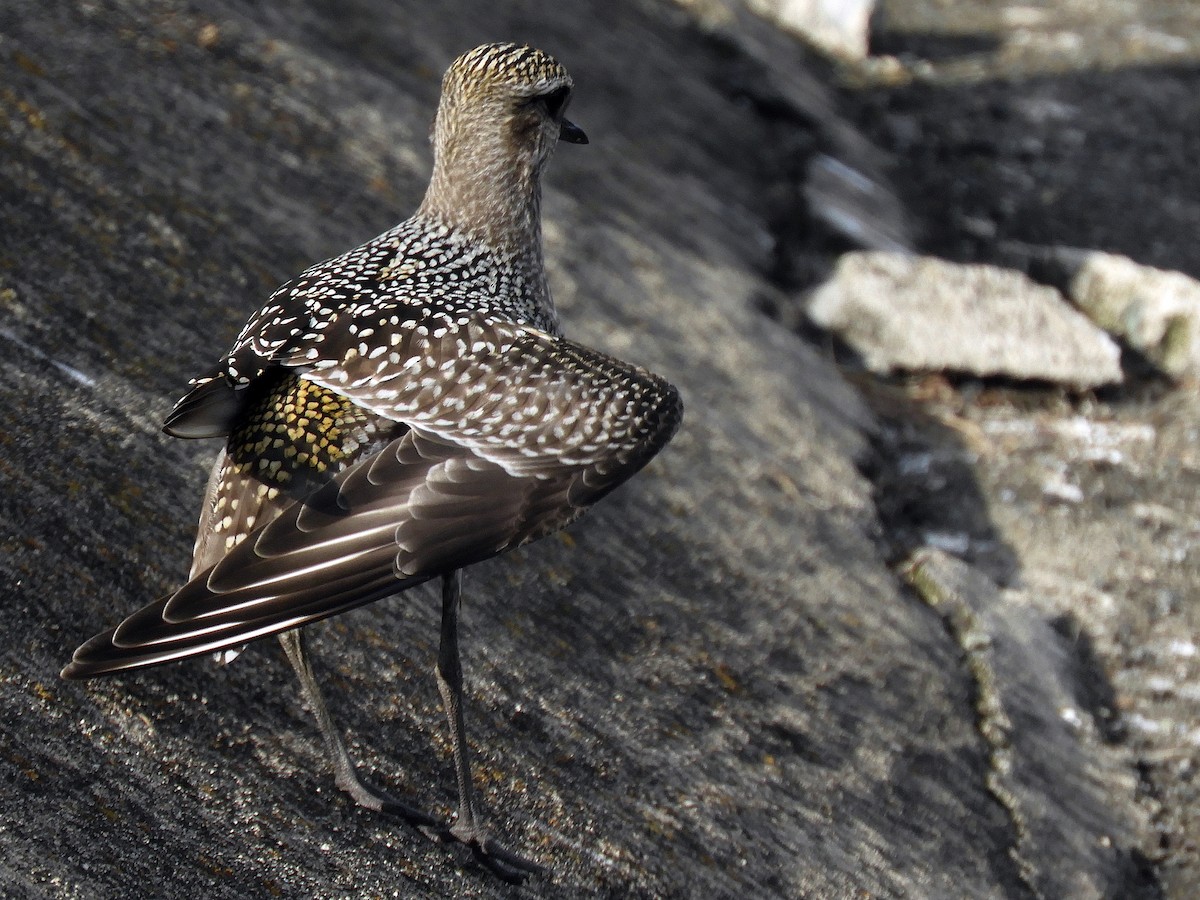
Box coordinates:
[336,771,441,829]
[423,818,546,882]
[339,771,541,880]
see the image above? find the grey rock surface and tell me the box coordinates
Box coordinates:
[806,251,1123,388]
[0,0,1181,898]
[668,0,916,270]
[867,372,1200,900]
[905,548,1148,899]
[804,153,914,253]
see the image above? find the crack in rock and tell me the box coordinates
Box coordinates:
[904,548,1151,900]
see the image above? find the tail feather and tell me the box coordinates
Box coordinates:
[62,568,426,679]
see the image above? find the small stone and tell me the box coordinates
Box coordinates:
[196,23,220,49]
[806,251,1123,388]
[1062,249,1200,379]
[745,0,875,59]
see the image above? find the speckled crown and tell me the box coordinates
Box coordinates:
[444,42,572,95]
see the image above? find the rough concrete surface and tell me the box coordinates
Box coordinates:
[0,0,1192,898]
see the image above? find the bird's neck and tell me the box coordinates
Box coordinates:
[418,136,545,264]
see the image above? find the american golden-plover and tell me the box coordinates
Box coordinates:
[64,42,681,878]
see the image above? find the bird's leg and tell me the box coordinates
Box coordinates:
[279,627,437,828]
[435,571,545,879]
[436,571,479,836]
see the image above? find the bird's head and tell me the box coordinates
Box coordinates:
[433,43,586,182]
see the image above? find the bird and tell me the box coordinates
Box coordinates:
[62,42,682,879]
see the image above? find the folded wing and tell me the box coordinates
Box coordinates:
[63,318,681,678]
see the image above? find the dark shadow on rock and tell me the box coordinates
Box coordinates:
[869,28,1003,63]
[858,378,1023,585]
[1050,613,1126,745]
[777,317,1024,587]
[848,59,1200,280]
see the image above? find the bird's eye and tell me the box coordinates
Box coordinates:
[541,87,570,118]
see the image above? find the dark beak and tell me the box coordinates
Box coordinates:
[559,118,588,144]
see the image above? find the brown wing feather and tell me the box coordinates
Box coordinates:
[298,317,680,479]
[62,317,680,679]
